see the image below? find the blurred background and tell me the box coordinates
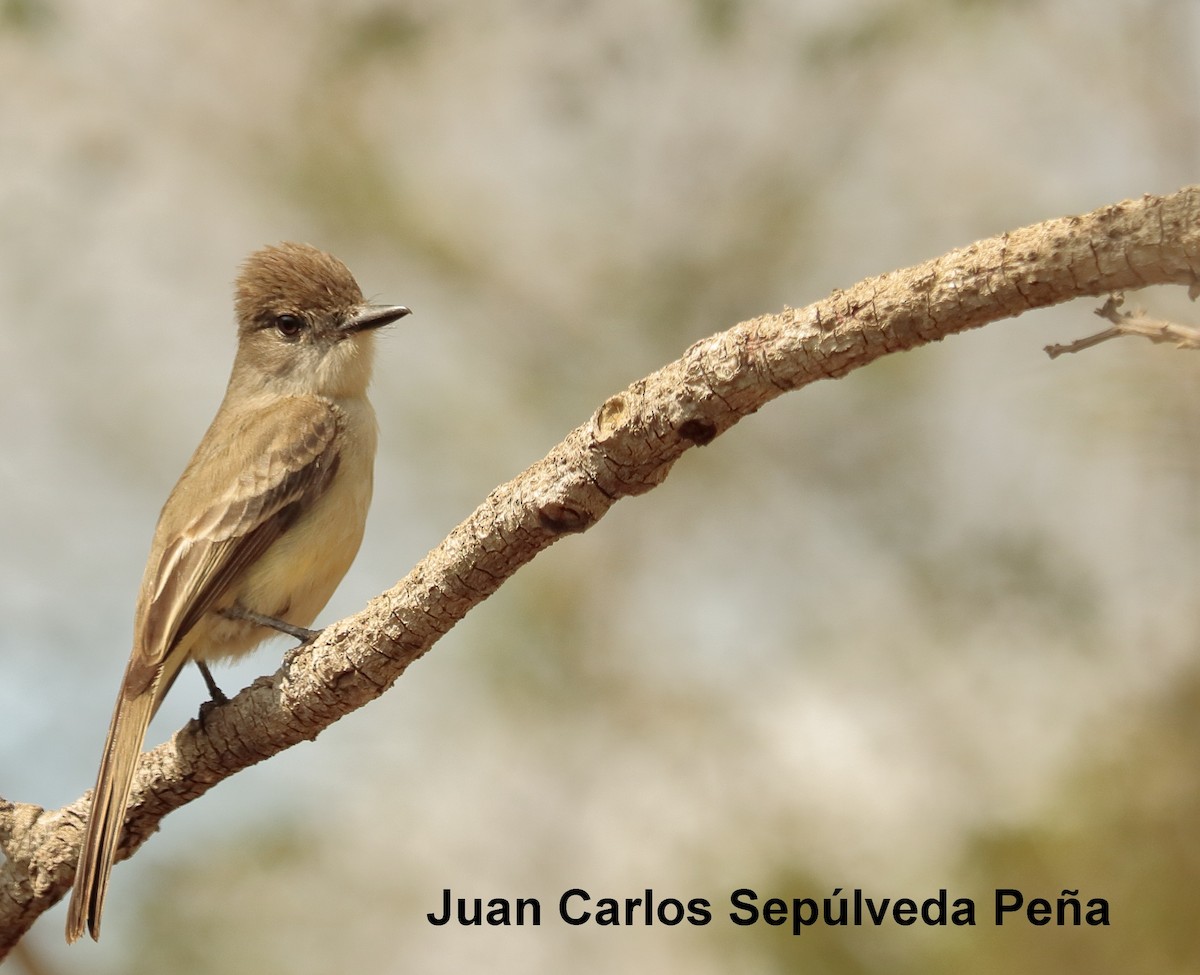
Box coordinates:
[2,0,1199,971]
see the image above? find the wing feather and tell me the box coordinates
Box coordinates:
[133,397,342,678]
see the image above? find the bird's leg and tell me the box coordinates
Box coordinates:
[195,660,228,705]
[220,605,322,644]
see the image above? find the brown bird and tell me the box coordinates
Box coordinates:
[66,243,410,942]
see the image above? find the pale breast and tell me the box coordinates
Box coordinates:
[188,397,378,664]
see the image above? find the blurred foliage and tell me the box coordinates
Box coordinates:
[939,664,1200,973]
[0,0,54,33]
[805,0,1029,63]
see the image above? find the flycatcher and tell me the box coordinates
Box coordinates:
[66,242,410,943]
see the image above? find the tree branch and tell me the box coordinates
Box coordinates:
[4,185,1200,952]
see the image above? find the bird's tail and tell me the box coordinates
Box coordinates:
[65,674,160,943]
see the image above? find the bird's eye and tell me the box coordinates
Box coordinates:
[273,314,305,338]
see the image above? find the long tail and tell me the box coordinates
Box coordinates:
[65,675,160,943]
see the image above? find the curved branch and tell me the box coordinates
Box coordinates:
[3,185,1200,952]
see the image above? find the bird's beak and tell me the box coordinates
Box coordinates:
[342,303,412,334]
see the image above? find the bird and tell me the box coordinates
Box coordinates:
[66,242,411,942]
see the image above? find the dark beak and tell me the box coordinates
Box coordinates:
[343,303,412,334]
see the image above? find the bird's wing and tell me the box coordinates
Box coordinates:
[130,395,342,687]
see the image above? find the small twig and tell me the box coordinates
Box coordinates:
[1046,293,1200,358]
[1044,325,1125,358]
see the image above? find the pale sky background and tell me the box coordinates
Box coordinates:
[3,1,1200,972]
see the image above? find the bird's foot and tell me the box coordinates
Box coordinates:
[196,660,228,705]
[194,660,228,731]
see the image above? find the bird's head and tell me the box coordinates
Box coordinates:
[232,242,410,398]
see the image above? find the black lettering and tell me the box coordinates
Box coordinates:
[893,898,917,925]
[559,889,591,925]
[728,889,759,925]
[921,889,946,924]
[762,898,788,926]
[622,895,644,925]
[790,897,819,936]
[427,888,452,926]
[864,896,890,925]
[657,898,685,925]
[994,889,1022,924]
[514,896,541,926]
[1056,890,1081,925]
[950,898,976,925]
[1086,899,1110,926]
[593,898,620,925]
[1026,898,1051,926]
